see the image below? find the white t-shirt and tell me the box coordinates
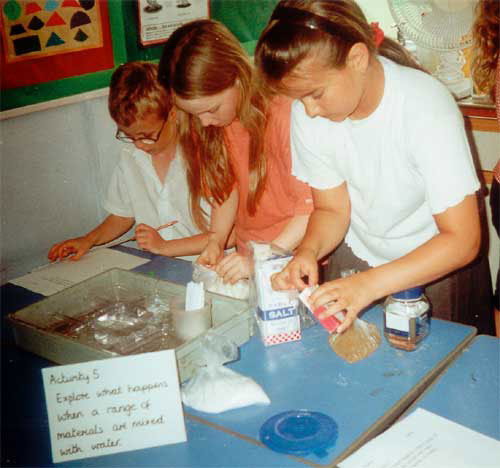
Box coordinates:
[291,57,479,267]
[103,145,210,261]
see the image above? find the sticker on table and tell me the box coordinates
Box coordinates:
[42,350,187,463]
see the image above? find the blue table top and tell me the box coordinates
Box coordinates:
[2,342,306,468]
[189,306,476,466]
[1,250,478,467]
[408,334,499,441]
[1,289,305,467]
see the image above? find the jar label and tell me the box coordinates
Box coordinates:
[385,312,409,332]
[385,313,430,340]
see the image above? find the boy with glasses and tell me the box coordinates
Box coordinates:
[48,61,219,262]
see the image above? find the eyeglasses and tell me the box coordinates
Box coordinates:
[115,116,168,145]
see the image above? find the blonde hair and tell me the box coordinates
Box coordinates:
[108,61,172,127]
[255,0,424,91]
[158,20,268,231]
[472,0,499,102]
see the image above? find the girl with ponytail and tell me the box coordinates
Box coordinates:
[256,0,494,335]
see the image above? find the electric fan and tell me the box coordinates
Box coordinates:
[388,0,478,99]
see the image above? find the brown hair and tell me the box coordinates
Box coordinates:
[472,0,499,102]
[108,61,172,127]
[158,19,268,231]
[255,0,424,91]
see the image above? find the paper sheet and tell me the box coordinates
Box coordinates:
[10,249,149,296]
[339,408,500,468]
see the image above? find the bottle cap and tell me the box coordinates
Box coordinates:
[259,410,338,457]
[392,287,424,300]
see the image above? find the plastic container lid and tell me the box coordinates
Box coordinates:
[392,287,424,300]
[259,410,338,458]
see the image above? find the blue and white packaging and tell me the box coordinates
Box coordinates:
[250,242,301,347]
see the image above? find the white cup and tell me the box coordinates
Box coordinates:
[170,296,212,342]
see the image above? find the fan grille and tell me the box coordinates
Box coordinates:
[388,0,476,50]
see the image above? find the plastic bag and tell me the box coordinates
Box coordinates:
[299,284,381,364]
[181,331,270,413]
[329,268,381,362]
[192,263,250,300]
[329,318,381,363]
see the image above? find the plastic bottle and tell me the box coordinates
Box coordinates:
[383,287,430,351]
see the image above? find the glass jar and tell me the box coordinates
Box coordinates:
[383,287,430,351]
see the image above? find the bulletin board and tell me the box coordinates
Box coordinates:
[0,0,278,113]
[118,1,278,67]
[1,0,127,112]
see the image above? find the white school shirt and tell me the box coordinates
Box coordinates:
[291,57,479,267]
[103,145,210,261]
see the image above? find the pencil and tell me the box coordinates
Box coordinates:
[154,220,178,231]
[97,220,179,249]
[126,220,179,242]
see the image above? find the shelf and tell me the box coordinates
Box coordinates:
[459,98,498,133]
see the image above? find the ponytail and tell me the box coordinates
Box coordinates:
[256,0,427,87]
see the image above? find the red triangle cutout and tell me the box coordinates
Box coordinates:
[46,11,66,27]
[61,0,81,7]
[25,2,42,15]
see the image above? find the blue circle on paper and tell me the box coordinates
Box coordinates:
[45,0,59,12]
[259,410,338,457]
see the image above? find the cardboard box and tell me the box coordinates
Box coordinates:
[8,268,253,383]
[254,255,296,311]
[256,306,301,346]
[252,244,301,346]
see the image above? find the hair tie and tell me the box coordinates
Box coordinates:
[371,22,384,48]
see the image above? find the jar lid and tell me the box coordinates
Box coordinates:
[259,410,338,458]
[392,287,424,300]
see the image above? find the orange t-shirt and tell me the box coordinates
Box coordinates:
[224,96,314,254]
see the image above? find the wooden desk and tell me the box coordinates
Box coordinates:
[1,250,478,467]
[459,99,498,184]
[460,100,498,133]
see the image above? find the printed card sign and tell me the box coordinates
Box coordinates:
[41,350,186,463]
[137,0,209,46]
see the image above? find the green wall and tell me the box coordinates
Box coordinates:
[1,0,278,112]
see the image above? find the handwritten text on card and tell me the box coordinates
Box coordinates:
[42,350,186,463]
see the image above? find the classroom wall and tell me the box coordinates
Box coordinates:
[1,0,498,288]
[0,95,122,283]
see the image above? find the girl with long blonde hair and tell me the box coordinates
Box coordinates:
[158,19,313,283]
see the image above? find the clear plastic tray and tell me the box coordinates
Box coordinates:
[8,268,253,382]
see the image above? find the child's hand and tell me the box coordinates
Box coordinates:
[215,252,251,284]
[271,247,318,291]
[308,271,376,333]
[48,237,93,262]
[135,223,165,254]
[197,238,223,268]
